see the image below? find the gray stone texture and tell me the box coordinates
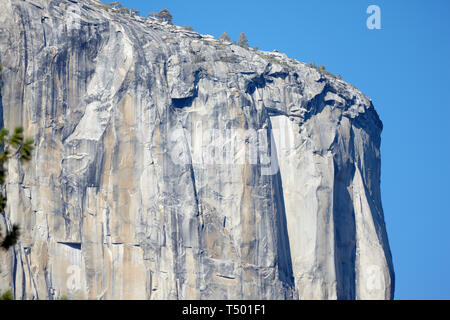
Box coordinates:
[0,0,394,299]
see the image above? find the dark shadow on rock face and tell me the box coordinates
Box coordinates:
[172,90,197,109]
[333,157,357,299]
[272,164,296,291]
[57,241,82,250]
[245,74,266,95]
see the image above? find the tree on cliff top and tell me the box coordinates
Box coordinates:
[108,1,122,9]
[149,8,173,24]
[238,32,249,48]
[159,9,173,24]
[218,32,231,42]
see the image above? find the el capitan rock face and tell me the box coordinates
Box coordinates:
[0,0,394,299]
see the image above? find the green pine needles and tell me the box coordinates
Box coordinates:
[0,289,13,300]
[0,126,34,251]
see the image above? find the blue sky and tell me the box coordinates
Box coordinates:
[113,0,450,299]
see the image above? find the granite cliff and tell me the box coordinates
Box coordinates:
[0,0,394,299]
